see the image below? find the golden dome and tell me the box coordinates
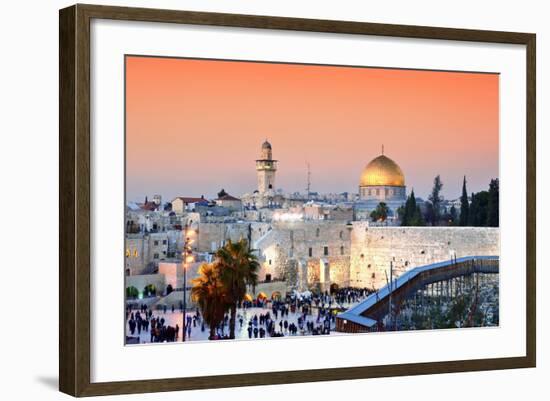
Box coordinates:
[360,155,405,187]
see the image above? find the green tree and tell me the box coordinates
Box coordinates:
[143,284,156,297]
[468,191,489,226]
[449,205,458,225]
[191,263,230,340]
[397,205,405,221]
[424,202,435,226]
[487,178,499,227]
[459,176,469,226]
[370,202,389,222]
[427,175,443,226]
[126,286,139,299]
[215,239,260,339]
[401,190,425,226]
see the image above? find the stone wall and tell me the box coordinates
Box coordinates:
[196,222,253,253]
[252,221,352,285]
[191,220,499,292]
[349,223,500,289]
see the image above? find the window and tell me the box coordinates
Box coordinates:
[153,240,159,246]
[371,272,376,279]
[340,246,344,255]
[339,231,343,239]
[324,246,329,256]
[308,247,313,257]
[162,240,167,245]
[268,259,272,265]
[153,253,159,259]
[316,228,320,237]
[125,249,130,257]
[133,249,138,257]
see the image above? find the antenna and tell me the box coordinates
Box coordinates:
[382,144,384,155]
[306,161,311,198]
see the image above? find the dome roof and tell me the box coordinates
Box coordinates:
[360,155,405,187]
[262,140,272,149]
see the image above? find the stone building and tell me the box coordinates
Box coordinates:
[172,196,208,214]
[242,141,286,210]
[214,194,243,212]
[256,140,277,194]
[125,232,170,276]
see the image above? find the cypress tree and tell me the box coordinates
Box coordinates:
[487,178,499,227]
[428,175,443,226]
[459,176,469,226]
[401,189,424,226]
[468,192,478,226]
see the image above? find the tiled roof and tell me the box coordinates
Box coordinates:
[217,194,241,201]
[173,196,206,203]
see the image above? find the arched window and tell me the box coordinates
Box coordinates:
[316,228,320,237]
[339,230,343,239]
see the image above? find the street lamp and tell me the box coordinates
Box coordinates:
[181,223,195,341]
[389,253,396,330]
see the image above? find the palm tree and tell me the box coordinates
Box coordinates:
[215,239,260,339]
[191,263,229,340]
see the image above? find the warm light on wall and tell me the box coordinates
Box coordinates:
[272,212,303,222]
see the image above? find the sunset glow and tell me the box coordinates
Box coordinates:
[125,56,498,201]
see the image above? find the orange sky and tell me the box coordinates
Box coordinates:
[125,55,498,202]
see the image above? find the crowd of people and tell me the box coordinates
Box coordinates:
[126,287,375,343]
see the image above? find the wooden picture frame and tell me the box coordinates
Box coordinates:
[59,3,536,397]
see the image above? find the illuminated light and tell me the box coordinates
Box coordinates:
[186,256,194,263]
[133,249,138,257]
[138,292,143,300]
[272,212,303,222]
[125,249,130,257]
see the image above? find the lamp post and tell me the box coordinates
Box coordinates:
[181,223,195,342]
[389,254,395,330]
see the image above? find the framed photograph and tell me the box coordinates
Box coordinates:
[59,4,536,397]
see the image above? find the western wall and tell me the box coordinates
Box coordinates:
[349,223,500,289]
[193,220,499,292]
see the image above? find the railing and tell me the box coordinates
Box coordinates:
[336,256,499,332]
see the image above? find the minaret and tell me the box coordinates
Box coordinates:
[256,140,277,194]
